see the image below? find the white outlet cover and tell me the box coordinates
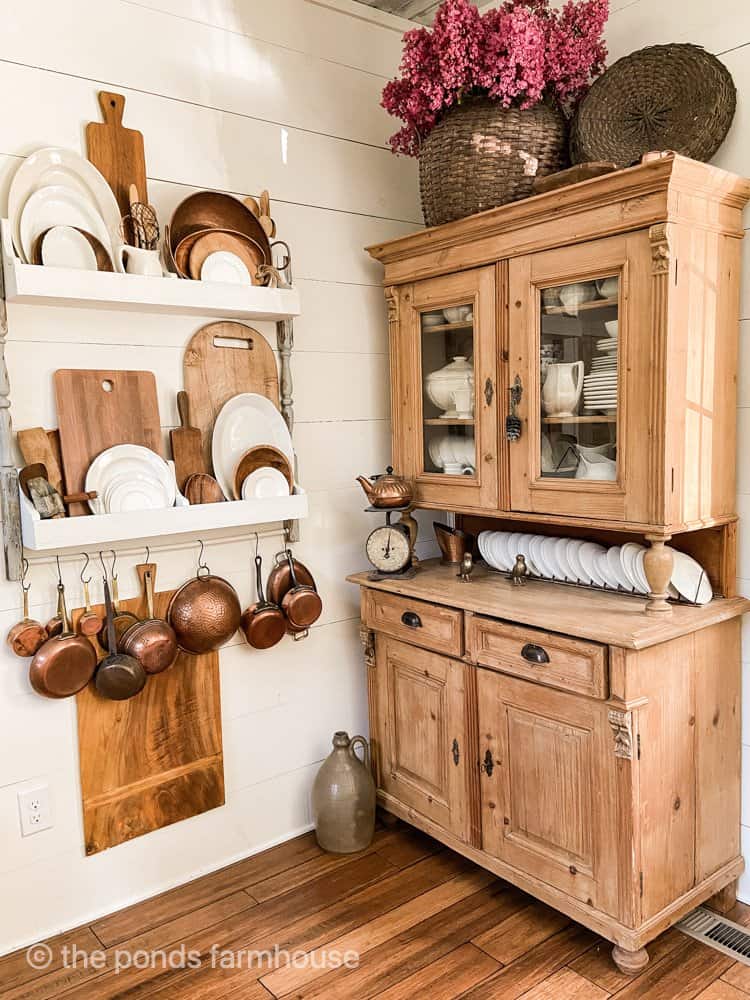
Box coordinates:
[18,784,53,837]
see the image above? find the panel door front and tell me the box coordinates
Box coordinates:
[376,635,473,842]
[507,230,656,524]
[391,267,499,511]
[477,668,620,916]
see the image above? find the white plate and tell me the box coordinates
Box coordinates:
[579,542,608,587]
[9,148,122,268]
[212,393,294,501]
[200,250,252,285]
[40,225,98,271]
[595,549,617,589]
[540,537,565,580]
[528,535,551,579]
[85,445,175,515]
[106,477,171,514]
[566,538,589,584]
[671,548,713,604]
[241,466,290,499]
[477,532,491,565]
[20,186,112,266]
[492,532,514,571]
[606,546,633,591]
[516,533,538,575]
[554,537,575,581]
[620,542,647,594]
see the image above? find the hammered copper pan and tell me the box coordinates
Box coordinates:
[119,564,178,674]
[167,570,241,654]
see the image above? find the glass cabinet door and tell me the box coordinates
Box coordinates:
[539,275,619,483]
[397,267,498,510]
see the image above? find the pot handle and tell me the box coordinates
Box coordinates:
[285,549,300,589]
[255,555,266,604]
[103,579,117,654]
[349,735,369,767]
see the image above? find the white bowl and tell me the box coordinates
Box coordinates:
[443,306,471,324]
[559,282,597,314]
[596,276,619,299]
[604,320,619,337]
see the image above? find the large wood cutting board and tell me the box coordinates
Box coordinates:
[54,369,163,515]
[73,565,224,855]
[183,322,280,474]
[86,91,148,217]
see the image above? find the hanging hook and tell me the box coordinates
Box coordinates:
[20,556,30,594]
[79,553,91,585]
[55,554,63,585]
[110,549,118,581]
[196,540,209,578]
[253,532,259,558]
[98,550,108,580]
[144,546,150,564]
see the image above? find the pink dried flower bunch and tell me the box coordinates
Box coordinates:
[382,0,608,156]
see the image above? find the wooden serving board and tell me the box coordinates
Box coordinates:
[73,567,224,855]
[183,322,280,474]
[86,91,148,218]
[17,427,64,496]
[54,369,162,515]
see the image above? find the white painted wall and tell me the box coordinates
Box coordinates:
[601,0,750,902]
[0,0,424,956]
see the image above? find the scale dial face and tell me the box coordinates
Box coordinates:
[366,525,411,574]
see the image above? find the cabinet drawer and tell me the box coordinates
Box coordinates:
[467,616,607,698]
[365,591,463,657]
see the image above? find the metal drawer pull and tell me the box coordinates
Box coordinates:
[401,611,422,629]
[452,738,460,766]
[521,642,550,664]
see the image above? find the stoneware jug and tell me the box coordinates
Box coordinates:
[541,361,584,417]
[312,731,376,853]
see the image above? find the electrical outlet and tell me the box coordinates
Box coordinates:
[18,784,53,837]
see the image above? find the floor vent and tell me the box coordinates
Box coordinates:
[677,907,750,964]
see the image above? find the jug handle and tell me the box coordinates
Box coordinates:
[349,735,369,767]
[573,360,584,388]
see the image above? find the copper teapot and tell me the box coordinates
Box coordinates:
[356,467,413,509]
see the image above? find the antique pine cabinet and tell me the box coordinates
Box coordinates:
[350,155,750,975]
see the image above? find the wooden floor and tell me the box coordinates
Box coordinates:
[2,822,750,999]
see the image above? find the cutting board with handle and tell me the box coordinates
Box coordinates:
[183,322,280,474]
[86,91,148,218]
[170,391,206,492]
[17,428,64,496]
[54,370,163,516]
[73,573,224,855]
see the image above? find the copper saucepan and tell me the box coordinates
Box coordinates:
[167,547,241,654]
[29,580,97,699]
[120,563,178,674]
[95,580,147,701]
[7,570,47,658]
[274,550,322,633]
[98,554,139,652]
[241,555,286,650]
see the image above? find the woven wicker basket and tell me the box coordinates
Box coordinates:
[419,98,568,227]
[571,44,736,167]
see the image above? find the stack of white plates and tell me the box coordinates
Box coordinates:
[583,356,617,413]
[8,148,123,271]
[85,445,177,515]
[477,531,711,604]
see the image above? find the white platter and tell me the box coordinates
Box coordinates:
[20,186,113,266]
[9,148,123,269]
[40,225,98,271]
[212,393,294,501]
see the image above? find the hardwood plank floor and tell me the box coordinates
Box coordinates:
[1,825,750,1000]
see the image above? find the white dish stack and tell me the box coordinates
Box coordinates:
[583,320,618,415]
[477,529,712,605]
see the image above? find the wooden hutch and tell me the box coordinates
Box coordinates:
[349,154,750,974]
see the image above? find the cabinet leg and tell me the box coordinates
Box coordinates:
[643,535,673,616]
[612,945,649,976]
[706,880,737,915]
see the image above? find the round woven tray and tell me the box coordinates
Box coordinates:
[571,44,736,167]
[419,98,568,227]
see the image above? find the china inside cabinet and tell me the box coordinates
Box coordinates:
[362,155,750,976]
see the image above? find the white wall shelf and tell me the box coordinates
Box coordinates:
[1,222,301,320]
[20,489,308,554]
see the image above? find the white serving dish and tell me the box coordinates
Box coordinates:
[212,393,294,500]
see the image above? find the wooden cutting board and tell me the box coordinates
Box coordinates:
[73,567,224,855]
[183,322,280,474]
[86,91,148,218]
[17,427,64,495]
[170,391,206,491]
[54,370,163,516]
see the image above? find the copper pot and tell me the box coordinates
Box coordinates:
[241,555,286,650]
[280,550,322,631]
[29,583,97,699]
[95,580,147,701]
[167,569,241,654]
[7,583,47,658]
[120,565,178,674]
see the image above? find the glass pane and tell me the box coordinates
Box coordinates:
[539,276,618,481]
[421,305,476,477]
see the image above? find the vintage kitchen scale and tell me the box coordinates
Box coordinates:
[356,468,418,581]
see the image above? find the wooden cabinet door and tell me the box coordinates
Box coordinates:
[375,635,476,843]
[507,231,656,524]
[477,668,620,917]
[390,267,499,511]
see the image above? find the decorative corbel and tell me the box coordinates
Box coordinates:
[608,708,634,759]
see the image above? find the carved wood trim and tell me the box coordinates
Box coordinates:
[608,708,634,759]
[647,223,671,525]
[0,263,22,581]
[360,626,376,669]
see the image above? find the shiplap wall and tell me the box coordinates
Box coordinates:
[0,0,423,955]
[602,0,750,902]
